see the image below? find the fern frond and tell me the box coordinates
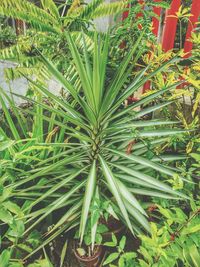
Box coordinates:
[2,0,55,23]
[4,66,41,81]
[40,0,60,20]
[0,0,61,33]
[72,32,94,52]
[90,1,126,20]
[79,0,104,19]
[67,0,81,16]
[0,42,32,61]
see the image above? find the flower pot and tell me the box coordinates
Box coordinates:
[74,245,103,267]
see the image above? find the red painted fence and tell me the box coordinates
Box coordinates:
[152,0,162,37]
[184,0,200,57]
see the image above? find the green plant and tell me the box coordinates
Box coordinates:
[0,16,16,49]
[0,0,126,80]
[109,1,170,73]
[191,146,200,177]
[103,203,200,267]
[0,248,53,267]
[103,234,137,267]
[0,31,189,262]
[136,204,200,267]
[75,223,107,257]
[74,191,109,256]
[169,5,193,50]
[139,38,200,162]
[0,0,125,33]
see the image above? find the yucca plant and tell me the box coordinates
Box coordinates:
[0,31,189,261]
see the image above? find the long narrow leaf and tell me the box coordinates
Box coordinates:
[99,155,133,234]
[79,161,96,244]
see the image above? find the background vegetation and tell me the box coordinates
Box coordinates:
[0,0,199,266]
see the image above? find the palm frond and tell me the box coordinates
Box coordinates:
[0,0,61,33]
[91,1,126,19]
